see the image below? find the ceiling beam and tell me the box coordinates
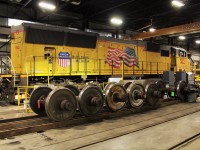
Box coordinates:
[0,2,33,20]
[89,0,137,18]
[132,21,200,40]
[13,0,32,18]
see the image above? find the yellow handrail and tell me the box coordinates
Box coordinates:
[17,86,35,113]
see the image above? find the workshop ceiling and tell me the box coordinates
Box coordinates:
[0,0,200,50]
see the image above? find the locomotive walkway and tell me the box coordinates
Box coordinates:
[0,102,200,149]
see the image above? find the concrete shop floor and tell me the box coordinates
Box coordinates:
[0,102,200,150]
[0,102,35,120]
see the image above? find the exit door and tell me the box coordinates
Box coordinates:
[44,47,56,76]
[171,47,176,69]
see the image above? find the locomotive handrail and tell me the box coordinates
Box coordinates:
[30,55,168,63]
[6,56,16,87]
[31,56,170,77]
[17,85,35,112]
[25,55,34,86]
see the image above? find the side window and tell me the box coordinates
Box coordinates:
[160,50,169,57]
[179,50,186,57]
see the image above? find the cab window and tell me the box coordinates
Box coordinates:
[179,50,186,57]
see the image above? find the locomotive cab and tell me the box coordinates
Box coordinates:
[161,46,191,72]
[170,47,191,72]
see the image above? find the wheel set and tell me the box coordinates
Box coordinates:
[29,79,192,121]
[30,84,105,121]
[127,82,161,108]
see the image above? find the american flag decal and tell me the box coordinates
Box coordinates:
[105,47,139,68]
[58,52,70,68]
[123,47,139,67]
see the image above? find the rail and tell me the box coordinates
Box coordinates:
[193,67,200,75]
[17,86,35,113]
[25,56,170,77]
[0,56,16,87]
[193,67,200,85]
[25,55,34,86]
[7,56,16,87]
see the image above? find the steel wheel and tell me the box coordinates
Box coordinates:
[64,84,80,96]
[104,82,116,93]
[145,83,161,106]
[155,80,166,98]
[30,87,52,115]
[127,82,145,108]
[177,81,190,102]
[105,83,127,111]
[123,82,132,89]
[45,88,77,121]
[78,85,104,116]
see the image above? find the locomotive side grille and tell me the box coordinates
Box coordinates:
[25,28,97,49]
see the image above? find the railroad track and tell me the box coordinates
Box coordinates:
[0,100,198,139]
[0,115,43,123]
[168,133,200,150]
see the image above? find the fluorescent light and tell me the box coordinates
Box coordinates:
[110,17,123,25]
[179,36,186,40]
[172,0,185,7]
[195,40,200,44]
[66,0,81,5]
[149,27,156,32]
[38,1,56,11]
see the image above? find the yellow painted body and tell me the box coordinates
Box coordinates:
[175,56,191,71]
[10,25,191,78]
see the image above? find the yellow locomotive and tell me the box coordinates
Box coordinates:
[3,23,193,119]
[8,23,191,85]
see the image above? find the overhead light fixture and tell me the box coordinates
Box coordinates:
[64,0,81,5]
[172,0,185,8]
[195,40,200,44]
[149,27,156,32]
[110,17,123,26]
[179,35,186,40]
[38,1,56,11]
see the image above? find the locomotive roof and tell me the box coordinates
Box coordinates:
[12,23,145,46]
[22,23,99,37]
[11,23,187,52]
[13,23,186,50]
